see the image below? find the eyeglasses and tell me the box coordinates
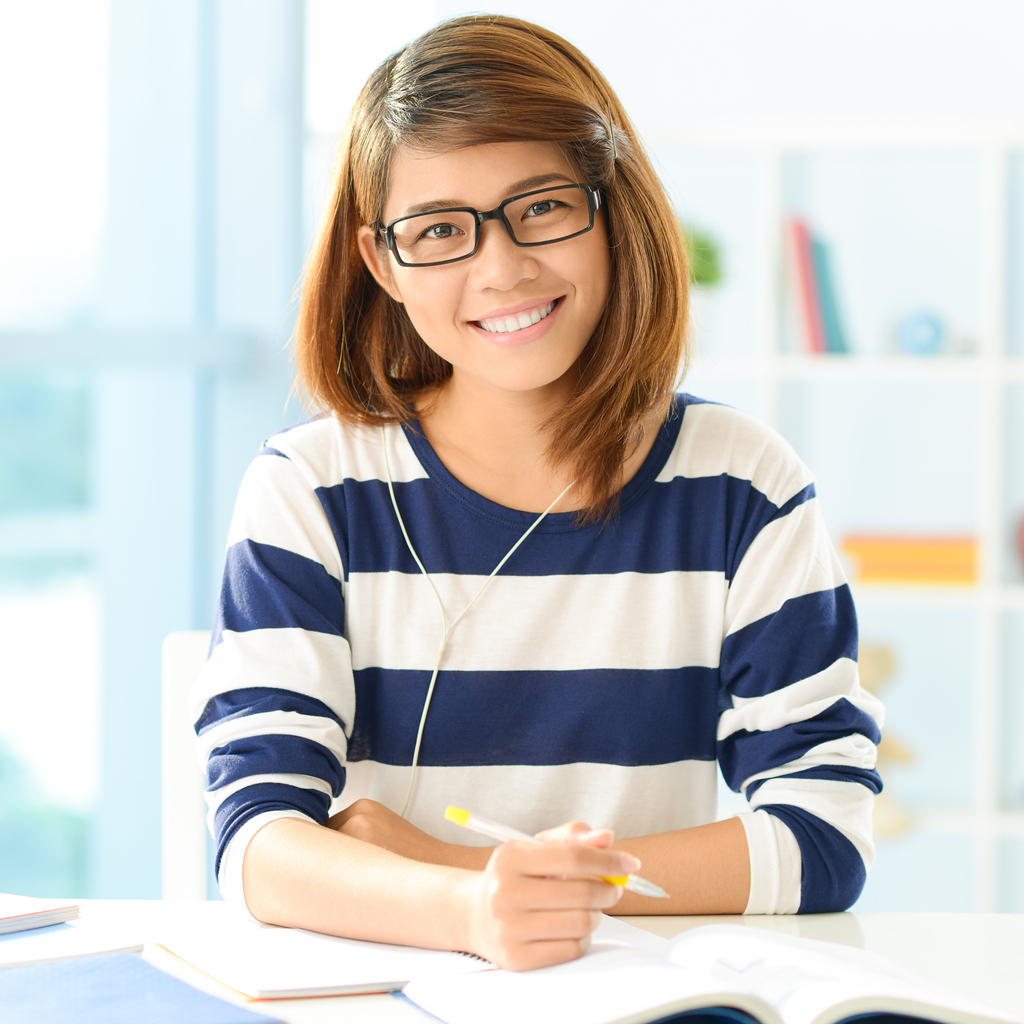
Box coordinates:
[381,183,602,268]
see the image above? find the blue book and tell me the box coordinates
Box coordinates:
[811,238,849,354]
[0,951,282,1024]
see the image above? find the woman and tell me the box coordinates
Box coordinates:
[192,15,883,970]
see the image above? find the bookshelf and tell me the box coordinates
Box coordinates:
[649,121,1024,912]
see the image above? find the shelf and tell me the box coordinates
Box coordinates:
[689,353,1024,382]
[918,810,1024,836]
[851,583,1024,607]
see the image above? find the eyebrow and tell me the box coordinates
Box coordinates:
[399,173,576,218]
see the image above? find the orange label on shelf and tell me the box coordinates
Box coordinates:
[839,535,977,584]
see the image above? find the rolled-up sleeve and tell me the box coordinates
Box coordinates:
[716,448,884,914]
[189,444,354,904]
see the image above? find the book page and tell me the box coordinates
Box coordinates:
[404,919,767,1024]
[667,925,1019,1024]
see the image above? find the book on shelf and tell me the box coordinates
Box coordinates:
[783,217,849,354]
[403,923,1019,1024]
[0,893,78,936]
[840,535,977,584]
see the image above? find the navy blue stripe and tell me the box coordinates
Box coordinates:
[758,803,867,912]
[211,540,344,647]
[718,698,882,792]
[746,765,883,799]
[259,445,288,458]
[207,733,346,796]
[770,483,816,526]
[316,473,813,579]
[721,586,858,700]
[348,667,720,767]
[195,687,347,736]
[213,782,335,877]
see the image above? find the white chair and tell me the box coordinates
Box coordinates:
[161,630,212,900]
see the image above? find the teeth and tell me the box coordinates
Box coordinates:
[478,301,556,334]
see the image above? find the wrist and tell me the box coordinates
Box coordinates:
[447,866,487,957]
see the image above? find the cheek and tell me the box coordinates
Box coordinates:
[396,273,462,330]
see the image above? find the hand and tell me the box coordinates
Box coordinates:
[456,820,637,971]
[328,799,452,863]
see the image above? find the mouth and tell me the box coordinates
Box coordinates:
[474,299,559,335]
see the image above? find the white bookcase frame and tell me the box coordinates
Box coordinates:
[644,120,1024,910]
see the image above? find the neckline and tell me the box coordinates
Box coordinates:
[400,395,685,532]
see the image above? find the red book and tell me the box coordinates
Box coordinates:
[784,217,826,353]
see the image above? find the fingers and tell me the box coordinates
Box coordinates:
[490,837,640,885]
[500,936,592,972]
[535,820,614,848]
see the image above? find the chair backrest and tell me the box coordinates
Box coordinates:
[161,630,212,900]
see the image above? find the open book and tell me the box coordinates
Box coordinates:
[403,923,1020,1024]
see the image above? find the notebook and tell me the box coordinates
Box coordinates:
[158,911,501,999]
[0,893,79,935]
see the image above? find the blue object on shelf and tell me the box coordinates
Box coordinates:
[897,311,946,355]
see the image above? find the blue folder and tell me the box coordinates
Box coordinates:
[0,951,283,1024]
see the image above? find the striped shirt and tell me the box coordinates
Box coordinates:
[192,394,883,915]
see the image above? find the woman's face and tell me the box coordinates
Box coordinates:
[357,141,612,402]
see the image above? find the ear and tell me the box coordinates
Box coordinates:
[357,225,404,304]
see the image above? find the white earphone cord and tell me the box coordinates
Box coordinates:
[381,426,575,818]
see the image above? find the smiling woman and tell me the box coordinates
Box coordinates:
[191,14,883,972]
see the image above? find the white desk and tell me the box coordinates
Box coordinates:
[7,901,1024,1023]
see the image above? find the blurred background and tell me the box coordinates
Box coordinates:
[0,0,1021,910]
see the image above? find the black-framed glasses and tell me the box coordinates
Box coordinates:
[381,183,602,268]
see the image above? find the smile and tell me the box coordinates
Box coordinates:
[475,300,557,334]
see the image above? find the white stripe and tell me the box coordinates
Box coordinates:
[738,809,802,915]
[749,776,876,869]
[191,628,355,733]
[271,417,429,486]
[197,710,348,766]
[718,658,884,740]
[337,760,719,842]
[225,455,343,580]
[657,403,814,504]
[205,772,334,817]
[345,570,727,672]
[738,734,878,794]
[217,810,314,911]
[725,497,847,636]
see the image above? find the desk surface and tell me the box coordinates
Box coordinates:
[10,901,1024,1023]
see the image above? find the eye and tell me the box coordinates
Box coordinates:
[418,221,464,240]
[523,199,564,218]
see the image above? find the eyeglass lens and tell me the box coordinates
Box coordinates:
[389,185,593,266]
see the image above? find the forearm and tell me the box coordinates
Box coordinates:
[242,813,633,970]
[387,814,751,916]
[243,817,477,951]
[611,817,750,915]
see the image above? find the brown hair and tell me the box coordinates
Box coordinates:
[296,14,690,521]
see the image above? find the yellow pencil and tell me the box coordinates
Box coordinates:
[444,805,669,899]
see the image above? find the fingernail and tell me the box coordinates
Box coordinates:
[620,854,641,873]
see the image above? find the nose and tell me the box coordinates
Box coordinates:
[467,218,540,290]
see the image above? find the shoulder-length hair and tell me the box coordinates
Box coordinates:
[296,14,690,521]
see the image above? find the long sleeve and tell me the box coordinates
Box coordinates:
[712,416,884,913]
[189,441,355,894]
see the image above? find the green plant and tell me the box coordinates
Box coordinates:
[680,221,723,288]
